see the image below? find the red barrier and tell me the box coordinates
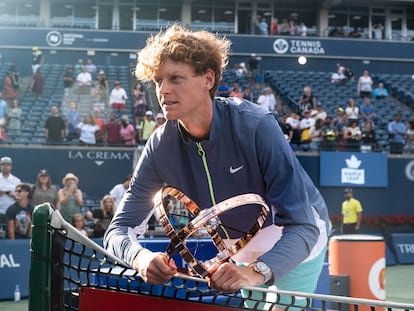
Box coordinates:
[79,287,242,310]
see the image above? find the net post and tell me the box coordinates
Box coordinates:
[29,203,54,311]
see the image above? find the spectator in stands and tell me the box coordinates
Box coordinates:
[7,99,22,135]
[10,63,20,92]
[345,98,359,121]
[31,169,59,209]
[6,183,33,239]
[30,68,44,99]
[349,27,364,38]
[217,80,230,97]
[110,81,128,111]
[297,22,308,36]
[279,113,293,146]
[31,46,43,74]
[85,59,97,77]
[360,96,376,127]
[0,157,21,216]
[103,113,121,145]
[76,114,100,146]
[311,102,327,122]
[109,174,132,209]
[92,195,116,238]
[357,70,373,98]
[93,107,105,145]
[132,82,147,126]
[320,116,337,150]
[44,106,65,144]
[259,18,268,35]
[334,110,348,151]
[372,21,384,40]
[373,83,389,99]
[360,121,377,152]
[343,66,355,81]
[279,19,289,35]
[0,93,7,128]
[153,112,166,132]
[3,71,17,105]
[242,85,254,102]
[234,62,248,78]
[137,111,155,144]
[288,20,297,36]
[95,70,109,108]
[72,213,88,236]
[329,26,345,37]
[76,66,92,87]
[309,118,323,150]
[229,84,243,98]
[270,18,278,35]
[63,66,75,97]
[58,173,83,223]
[286,110,302,148]
[299,86,317,112]
[119,115,136,146]
[73,58,84,76]
[65,101,81,142]
[300,110,315,149]
[343,119,362,151]
[404,119,414,154]
[340,188,363,234]
[247,53,260,81]
[388,112,406,154]
[257,87,276,112]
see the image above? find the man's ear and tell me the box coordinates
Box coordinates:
[204,70,215,92]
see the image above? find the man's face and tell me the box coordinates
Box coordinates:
[153,59,214,122]
[0,163,12,174]
[15,187,29,202]
[344,192,353,200]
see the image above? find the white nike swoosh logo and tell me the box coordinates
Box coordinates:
[229,165,243,174]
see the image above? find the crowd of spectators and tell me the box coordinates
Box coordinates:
[0,54,168,147]
[276,80,414,154]
[254,14,309,36]
[0,155,136,240]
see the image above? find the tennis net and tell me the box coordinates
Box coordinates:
[29,203,414,311]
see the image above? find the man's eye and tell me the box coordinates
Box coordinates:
[171,76,182,83]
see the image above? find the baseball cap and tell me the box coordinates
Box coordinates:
[145,111,153,116]
[156,113,164,119]
[344,188,353,193]
[0,156,12,165]
[38,169,49,177]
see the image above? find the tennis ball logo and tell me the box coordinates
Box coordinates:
[368,258,385,300]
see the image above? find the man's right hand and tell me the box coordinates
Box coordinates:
[132,249,177,284]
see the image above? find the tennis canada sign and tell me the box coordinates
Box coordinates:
[273,38,325,55]
[68,151,131,166]
[0,254,20,268]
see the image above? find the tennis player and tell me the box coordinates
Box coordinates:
[104,25,331,306]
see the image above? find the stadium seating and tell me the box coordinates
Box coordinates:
[263,69,414,150]
[1,63,136,145]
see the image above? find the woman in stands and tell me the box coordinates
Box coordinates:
[58,173,83,223]
[92,194,116,238]
[31,169,59,210]
[76,114,100,145]
[357,70,373,98]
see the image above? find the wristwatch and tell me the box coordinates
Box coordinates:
[251,261,273,286]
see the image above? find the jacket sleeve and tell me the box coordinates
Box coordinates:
[254,114,320,281]
[103,143,164,266]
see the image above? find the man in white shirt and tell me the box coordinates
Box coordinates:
[76,67,92,87]
[109,174,132,209]
[0,157,21,215]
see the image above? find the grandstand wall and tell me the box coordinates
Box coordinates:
[1,145,413,218]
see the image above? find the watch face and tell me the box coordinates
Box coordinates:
[255,261,269,272]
